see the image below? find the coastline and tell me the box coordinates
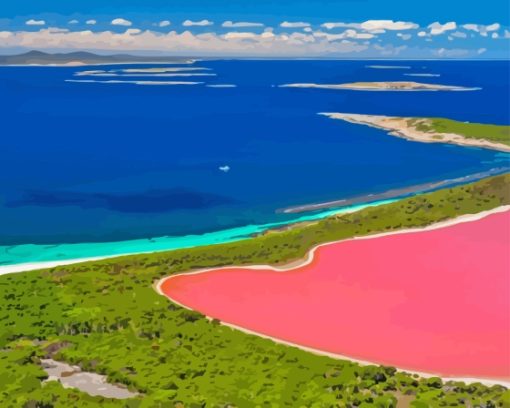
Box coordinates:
[321,112,510,152]
[280,167,508,213]
[0,198,394,276]
[156,205,510,387]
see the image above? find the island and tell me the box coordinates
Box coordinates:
[280,81,479,91]
[320,113,510,152]
[0,50,196,66]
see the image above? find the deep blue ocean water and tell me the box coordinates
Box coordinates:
[0,59,509,265]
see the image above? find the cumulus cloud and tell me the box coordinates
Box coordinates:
[463,23,500,37]
[397,33,412,40]
[486,23,501,32]
[321,22,360,30]
[428,21,457,35]
[360,20,418,31]
[0,27,369,56]
[111,18,132,27]
[182,19,213,27]
[450,31,467,39]
[280,21,310,28]
[463,24,479,32]
[222,21,263,28]
[25,19,46,26]
[68,20,79,25]
[3,18,508,58]
[223,31,257,40]
[313,29,374,41]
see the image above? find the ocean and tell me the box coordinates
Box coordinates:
[0,59,509,267]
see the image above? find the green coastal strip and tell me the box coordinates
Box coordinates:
[1,174,509,407]
[409,117,510,147]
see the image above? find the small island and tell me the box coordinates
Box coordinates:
[320,113,510,152]
[280,81,479,91]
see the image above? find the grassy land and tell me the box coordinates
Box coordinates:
[1,174,509,407]
[410,118,510,147]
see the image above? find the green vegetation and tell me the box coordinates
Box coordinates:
[410,117,510,147]
[1,174,509,407]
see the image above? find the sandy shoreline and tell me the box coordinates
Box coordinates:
[321,112,510,152]
[156,205,510,387]
[0,198,393,276]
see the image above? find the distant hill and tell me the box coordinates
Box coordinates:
[0,50,196,65]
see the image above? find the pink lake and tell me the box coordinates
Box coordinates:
[161,211,510,380]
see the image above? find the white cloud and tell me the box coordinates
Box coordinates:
[0,28,369,56]
[463,24,479,32]
[47,27,69,34]
[68,20,79,25]
[450,31,467,39]
[223,31,257,40]
[360,20,418,31]
[280,21,310,28]
[111,18,132,27]
[222,21,263,28]
[397,33,412,40]
[491,32,499,39]
[504,30,510,39]
[25,19,45,26]
[314,29,375,41]
[462,23,500,35]
[182,19,213,27]
[321,22,360,30]
[159,20,171,27]
[86,20,97,25]
[428,21,457,35]
[486,23,500,32]
[417,31,427,37]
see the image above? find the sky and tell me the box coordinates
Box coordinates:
[0,0,509,58]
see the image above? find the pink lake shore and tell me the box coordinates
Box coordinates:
[159,208,510,382]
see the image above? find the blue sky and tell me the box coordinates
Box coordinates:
[0,0,509,57]
[3,0,509,25]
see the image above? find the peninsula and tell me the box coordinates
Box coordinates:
[321,113,510,152]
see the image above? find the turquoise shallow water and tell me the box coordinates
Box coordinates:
[0,200,395,268]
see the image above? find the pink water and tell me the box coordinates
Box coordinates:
[161,211,510,379]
